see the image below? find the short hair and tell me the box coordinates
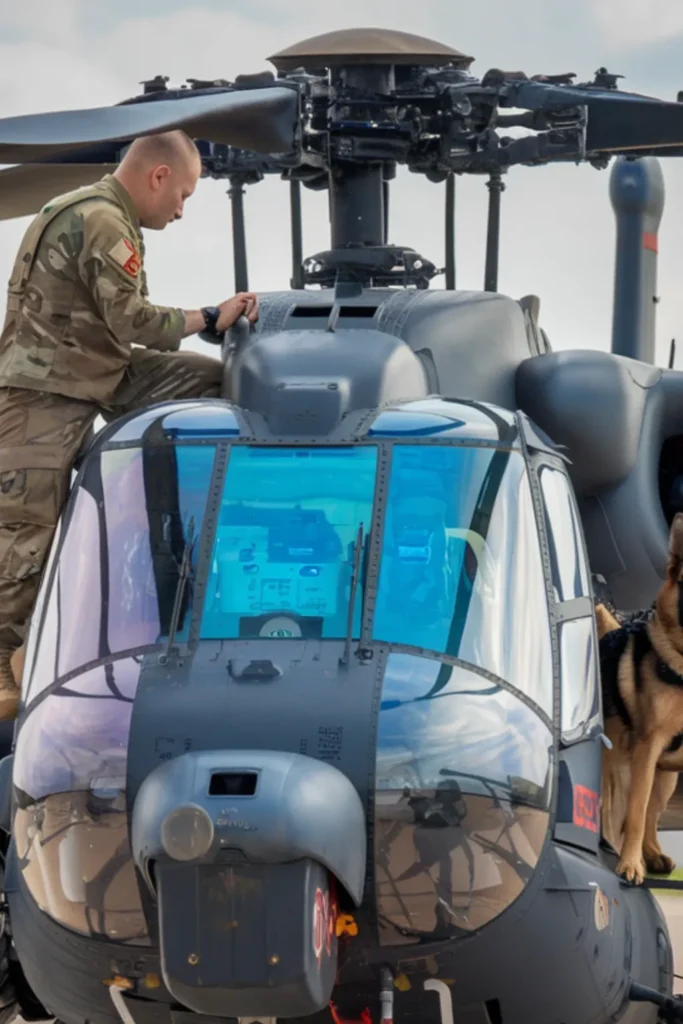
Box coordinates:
[120,130,201,171]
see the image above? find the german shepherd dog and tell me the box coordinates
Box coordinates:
[597,512,683,885]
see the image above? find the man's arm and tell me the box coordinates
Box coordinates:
[182,310,208,336]
[78,201,196,352]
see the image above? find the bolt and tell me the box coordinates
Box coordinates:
[188,953,199,966]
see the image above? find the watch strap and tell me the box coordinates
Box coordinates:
[201,306,221,335]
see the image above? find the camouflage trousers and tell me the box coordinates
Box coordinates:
[0,346,223,719]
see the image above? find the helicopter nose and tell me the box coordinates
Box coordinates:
[131,749,366,1018]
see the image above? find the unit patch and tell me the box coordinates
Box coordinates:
[109,236,141,277]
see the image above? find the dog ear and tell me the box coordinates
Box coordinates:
[668,512,683,578]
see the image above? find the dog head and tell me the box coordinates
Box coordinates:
[656,512,683,640]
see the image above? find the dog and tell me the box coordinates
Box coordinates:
[597,511,683,885]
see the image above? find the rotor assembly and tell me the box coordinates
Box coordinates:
[2,26,683,292]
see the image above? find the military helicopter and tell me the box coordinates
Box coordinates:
[5,21,683,1024]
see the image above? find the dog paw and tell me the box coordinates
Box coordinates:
[616,855,646,885]
[644,851,675,875]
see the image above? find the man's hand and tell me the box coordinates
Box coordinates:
[180,293,259,339]
[216,292,259,331]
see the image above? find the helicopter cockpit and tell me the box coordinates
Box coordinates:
[9,396,599,949]
[16,399,560,681]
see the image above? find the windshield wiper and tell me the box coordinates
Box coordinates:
[341,522,364,667]
[159,515,196,667]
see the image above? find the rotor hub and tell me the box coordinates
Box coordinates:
[268,27,474,72]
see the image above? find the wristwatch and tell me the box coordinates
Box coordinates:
[200,306,221,334]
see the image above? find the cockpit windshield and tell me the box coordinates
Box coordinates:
[25,437,552,719]
[200,446,377,640]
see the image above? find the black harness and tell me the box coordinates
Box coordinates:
[599,618,683,754]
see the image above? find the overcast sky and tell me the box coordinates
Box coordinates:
[2,0,683,367]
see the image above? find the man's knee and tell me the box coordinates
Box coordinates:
[171,350,224,399]
[118,348,224,410]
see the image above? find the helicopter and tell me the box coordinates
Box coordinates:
[5,20,683,1024]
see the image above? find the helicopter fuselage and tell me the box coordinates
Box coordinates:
[0,286,675,1024]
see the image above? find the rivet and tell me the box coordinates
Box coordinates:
[188,953,199,965]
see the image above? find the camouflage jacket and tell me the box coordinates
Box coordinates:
[0,174,186,406]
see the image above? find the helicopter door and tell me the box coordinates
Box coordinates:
[538,464,599,744]
[536,462,603,854]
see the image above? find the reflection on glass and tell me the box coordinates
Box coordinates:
[369,400,517,441]
[102,448,161,653]
[25,444,216,698]
[13,658,147,943]
[14,793,148,945]
[22,517,62,700]
[135,443,216,643]
[375,653,552,945]
[560,617,598,740]
[15,659,141,802]
[373,447,553,716]
[539,466,589,603]
[200,446,378,640]
[377,654,552,803]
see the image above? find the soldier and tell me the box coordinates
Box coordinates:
[0,128,259,720]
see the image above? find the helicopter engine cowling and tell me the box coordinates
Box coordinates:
[131,749,366,1018]
[223,325,430,434]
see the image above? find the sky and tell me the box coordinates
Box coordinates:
[2,0,683,366]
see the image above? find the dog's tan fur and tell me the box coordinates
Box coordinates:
[598,512,683,885]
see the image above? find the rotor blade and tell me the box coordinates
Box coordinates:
[510,79,683,155]
[0,85,299,165]
[0,163,117,221]
[584,92,683,153]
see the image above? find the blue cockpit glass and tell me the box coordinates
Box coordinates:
[199,446,378,640]
[373,444,552,716]
[24,435,551,721]
[373,444,501,652]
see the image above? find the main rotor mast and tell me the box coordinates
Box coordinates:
[229,28,477,293]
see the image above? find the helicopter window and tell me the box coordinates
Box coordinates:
[376,652,553,798]
[24,482,104,703]
[199,445,378,640]
[373,445,553,718]
[559,616,599,740]
[24,443,215,702]
[15,657,141,803]
[538,466,589,602]
[12,654,148,943]
[375,652,553,942]
[22,515,63,702]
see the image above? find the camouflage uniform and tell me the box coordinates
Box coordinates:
[0,174,223,718]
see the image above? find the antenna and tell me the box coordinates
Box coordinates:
[289,179,304,289]
[484,171,505,292]
[228,175,249,293]
[609,155,665,364]
[445,173,456,289]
